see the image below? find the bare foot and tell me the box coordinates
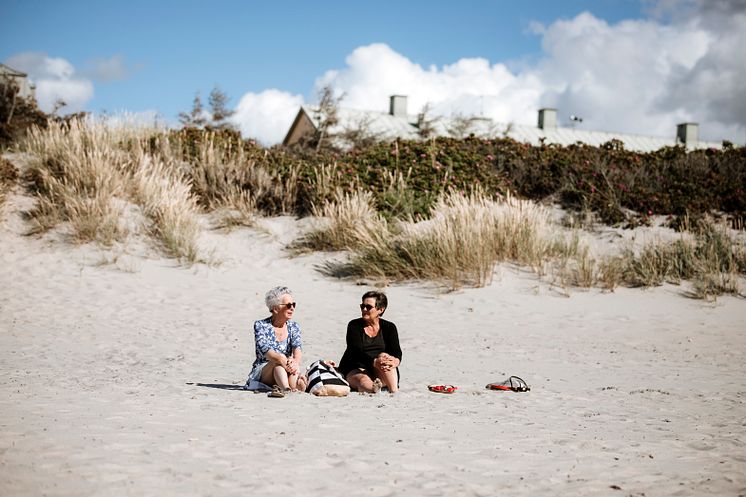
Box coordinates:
[372,378,383,394]
[297,376,308,392]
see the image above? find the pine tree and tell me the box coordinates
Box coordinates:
[208,86,235,130]
[178,92,207,128]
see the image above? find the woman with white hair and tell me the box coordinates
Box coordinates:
[244,286,303,397]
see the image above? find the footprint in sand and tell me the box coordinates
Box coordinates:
[687,440,716,451]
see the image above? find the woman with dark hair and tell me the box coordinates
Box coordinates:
[338,290,402,393]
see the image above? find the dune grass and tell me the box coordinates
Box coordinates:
[131,154,201,262]
[315,189,571,288]
[0,157,19,211]
[310,189,744,297]
[616,219,745,299]
[8,120,745,297]
[18,119,203,260]
[293,189,387,252]
[21,120,129,245]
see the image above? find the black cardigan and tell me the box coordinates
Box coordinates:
[338,317,402,377]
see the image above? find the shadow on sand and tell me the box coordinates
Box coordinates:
[188,382,248,391]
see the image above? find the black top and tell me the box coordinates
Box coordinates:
[338,317,402,377]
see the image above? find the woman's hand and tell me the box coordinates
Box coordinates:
[375,353,398,372]
[285,357,298,374]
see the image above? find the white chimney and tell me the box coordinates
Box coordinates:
[538,108,557,130]
[677,122,699,147]
[389,95,408,117]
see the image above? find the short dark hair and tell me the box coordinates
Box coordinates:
[362,290,387,314]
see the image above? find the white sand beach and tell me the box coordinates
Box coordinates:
[2,191,745,496]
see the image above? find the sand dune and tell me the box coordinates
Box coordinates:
[1,191,745,496]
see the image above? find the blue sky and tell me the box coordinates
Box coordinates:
[2,0,744,145]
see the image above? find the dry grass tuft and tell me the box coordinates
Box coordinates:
[294,189,386,252]
[0,156,19,211]
[20,120,128,245]
[613,218,744,299]
[319,190,564,289]
[18,119,203,260]
[313,191,744,298]
[132,155,201,263]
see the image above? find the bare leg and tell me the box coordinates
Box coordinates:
[288,371,300,391]
[347,371,381,394]
[259,359,291,390]
[295,375,308,392]
[374,364,398,393]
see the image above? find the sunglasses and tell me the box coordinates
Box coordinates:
[360,304,376,311]
[280,302,297,309]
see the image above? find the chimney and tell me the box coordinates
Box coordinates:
[538,108,557,130]
[389,95,407,117]
[677,122,699,147]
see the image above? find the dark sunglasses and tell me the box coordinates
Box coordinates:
[280,302,297,309]
[360,303,376,311]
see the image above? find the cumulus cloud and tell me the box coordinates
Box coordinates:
[233,1,744,145]
[532,2,745,142]
[655,0,746,140]
[531,12,712,137]
[279,4,739,144]
[4,52,94,114]
[314,43,543,126]
[231,89,304,145]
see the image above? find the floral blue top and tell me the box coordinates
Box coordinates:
[250,317,303,375]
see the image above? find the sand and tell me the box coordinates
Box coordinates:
[1,189,745,497]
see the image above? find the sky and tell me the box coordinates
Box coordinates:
[2,0,745,145]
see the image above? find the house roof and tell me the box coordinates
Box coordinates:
[293,104,724,152]
[0,63,28,77]
[301,105,420,142]
[446,119,722,152]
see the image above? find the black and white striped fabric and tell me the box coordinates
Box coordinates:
[305,360,349,394]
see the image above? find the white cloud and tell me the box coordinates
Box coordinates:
[4,52,94,114]
[286,4,741,145]
[231,89,304,145]
[655,0,746,139]
[230,1,745,145]
[531,12,713,138]
[314,43,543,125]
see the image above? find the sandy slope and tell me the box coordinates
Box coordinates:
[1,190,745,497]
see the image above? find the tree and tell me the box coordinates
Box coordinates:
[0,75,47,147]
[178,91,207,128]
[208,86,235,130]
[311,85,344,152]
[416,103,440,139]
[446,113,480,139]
[51,98,67,115]
[339,114,383,150]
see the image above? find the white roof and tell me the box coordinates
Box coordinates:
[301,105,723,152]
[302,105,420,143]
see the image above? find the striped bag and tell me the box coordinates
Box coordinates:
[305,360,350,396]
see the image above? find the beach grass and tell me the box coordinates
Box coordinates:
[312,189,744,297]
[0,156,19,211]
[19,119,201,260]
[317,189,568,288]
[9,119,745,297]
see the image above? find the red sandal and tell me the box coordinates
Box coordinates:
[428,384,458,394]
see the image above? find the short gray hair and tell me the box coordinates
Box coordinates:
[265,286,293,311]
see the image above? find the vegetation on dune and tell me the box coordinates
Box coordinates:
[1,73,744,295]
[0,156,19,208]
[305,189,745,298]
